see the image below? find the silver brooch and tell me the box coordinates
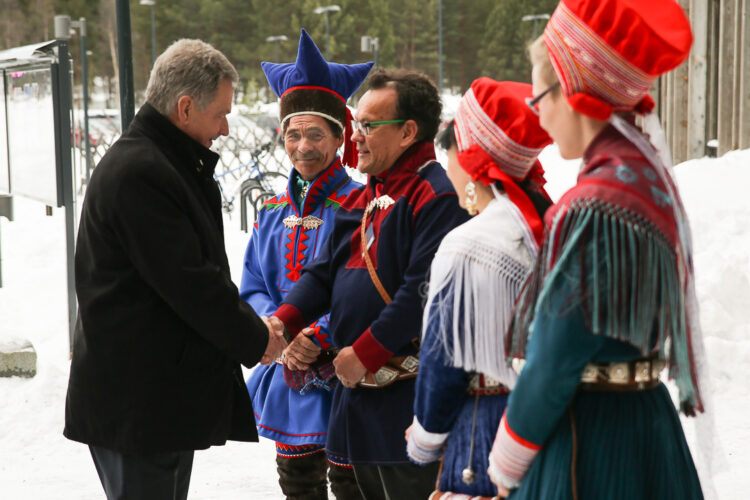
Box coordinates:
[282,215,324,230]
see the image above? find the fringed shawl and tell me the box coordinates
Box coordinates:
[508,125,703,415]
[423,194,537,388]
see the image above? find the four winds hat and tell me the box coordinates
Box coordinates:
[544,0,693,120]
[262,29,374,167]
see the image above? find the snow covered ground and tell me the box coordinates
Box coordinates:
[1,145,747,498]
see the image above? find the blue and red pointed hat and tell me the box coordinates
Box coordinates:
[262,29,373,167]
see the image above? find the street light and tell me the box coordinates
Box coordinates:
[265,35,288,61]
[521,13,550,40]
[438,0,443,93]
[361,36,379,68]
[140,0,157,67]
[57,15,93,184]
[314,4,341,60]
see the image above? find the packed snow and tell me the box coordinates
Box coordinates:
[0,145,747,498]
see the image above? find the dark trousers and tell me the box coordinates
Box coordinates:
[89,445,194,500]
[352,462,440,500]
[277,451,362,500]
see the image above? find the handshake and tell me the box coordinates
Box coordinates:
[260,316,288,365]
[259,316,323,369]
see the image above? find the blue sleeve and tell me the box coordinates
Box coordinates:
[414,286,471,433]
[239,217,277,318]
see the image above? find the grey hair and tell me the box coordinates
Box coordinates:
[145,39,239,116]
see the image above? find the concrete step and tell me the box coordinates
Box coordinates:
[0,339,37,378]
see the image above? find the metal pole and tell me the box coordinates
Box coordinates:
[0,196,13,288]
[150,3,156,67]
[325,12,331,60]
[56,39,79,351]
[116,0,135,130]
[438,0,443,93]
[80,18,92,183]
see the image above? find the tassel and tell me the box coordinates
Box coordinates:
[508,201,701,413]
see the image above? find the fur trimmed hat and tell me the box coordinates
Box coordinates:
[262,29,373,167]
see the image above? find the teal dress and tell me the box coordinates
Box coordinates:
[489,125,704,499]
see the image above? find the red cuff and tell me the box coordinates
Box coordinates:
[273,304,306,339]
[352,328,393,373]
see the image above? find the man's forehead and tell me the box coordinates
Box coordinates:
[286,114,329,130]
[355,87,397,120]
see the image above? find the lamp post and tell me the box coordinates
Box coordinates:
[265,35,288,61]
[70,18,92,184]
[521,13,550,40]
[314,5,341,60]
[360,36,379,68]
[438,0,443,93]
[140,0,157,67]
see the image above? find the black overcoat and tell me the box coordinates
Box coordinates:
[64,103,268,454]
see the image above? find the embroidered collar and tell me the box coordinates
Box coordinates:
[286,156,348,216]
[366,141,437,198]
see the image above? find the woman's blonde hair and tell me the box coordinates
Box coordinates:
[528,35,559,90]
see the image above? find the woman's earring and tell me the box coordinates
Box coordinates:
[464,181,478,216]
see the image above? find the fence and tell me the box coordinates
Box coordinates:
[73,111,289,219]
[659,0,750,163]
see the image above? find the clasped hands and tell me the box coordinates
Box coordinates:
[259,316,366,388]
[259,316,323,369]
[259,316,287,365]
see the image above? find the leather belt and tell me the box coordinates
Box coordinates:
[358,355,419,389]
[467,373,509,397]
[579,358,666,391]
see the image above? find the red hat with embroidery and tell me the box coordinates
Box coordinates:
[454,78,552,245]
[544,0,693,120]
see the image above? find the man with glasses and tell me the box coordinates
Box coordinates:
[241,29,370,498]
[273,69,469,498]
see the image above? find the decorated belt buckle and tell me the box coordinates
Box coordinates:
[607,362,630,384]
[634,361,651,383]
[373,366,398,386]
[580,364,599,383]
[400,356,419,372]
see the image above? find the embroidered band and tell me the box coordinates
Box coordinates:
[455,88,545,181]
[545,1,654,113]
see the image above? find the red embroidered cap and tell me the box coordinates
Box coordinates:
[454,78,552,184]
[454,78,552,245]
[544,0,693,120]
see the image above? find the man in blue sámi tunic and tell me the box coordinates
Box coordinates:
[243,29,371,499]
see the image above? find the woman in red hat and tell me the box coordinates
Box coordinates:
[405,78,552,498]
[488,0,705,498]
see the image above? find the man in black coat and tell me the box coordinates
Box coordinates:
[64,39,285,500]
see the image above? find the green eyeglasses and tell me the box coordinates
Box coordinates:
[351,119,406,137]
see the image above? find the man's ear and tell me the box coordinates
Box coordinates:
[174,95,193,126]
[399,119,419,148]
